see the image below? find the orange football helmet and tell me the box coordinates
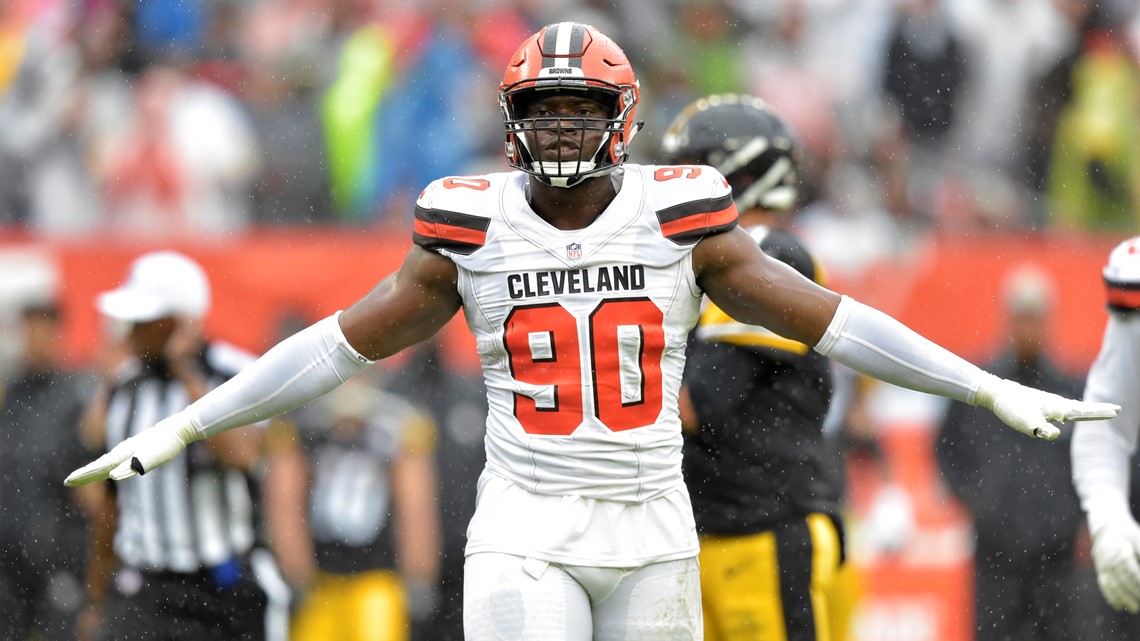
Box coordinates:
[499,22,642,187]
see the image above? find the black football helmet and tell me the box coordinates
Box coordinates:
[660,94,800,211]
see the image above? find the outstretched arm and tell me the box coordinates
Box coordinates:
[66,247,462,486]
[693,228,1119,440]
[692,226,840,345]
[339,245,464,360]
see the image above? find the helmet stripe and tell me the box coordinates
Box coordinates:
[542,23,585,68]
[566,24,585,65]
[541,25,559,64]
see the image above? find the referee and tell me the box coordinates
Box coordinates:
[79,252,288,641]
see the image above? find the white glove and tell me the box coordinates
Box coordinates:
[64,413,201,486]
[1091,516,1140,613]
[973,375,1120,440]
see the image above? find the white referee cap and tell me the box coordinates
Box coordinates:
[97,251,211,323]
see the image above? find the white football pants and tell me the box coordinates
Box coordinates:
[463,552,701,641]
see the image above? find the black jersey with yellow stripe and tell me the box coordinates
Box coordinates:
[683,226,841,534]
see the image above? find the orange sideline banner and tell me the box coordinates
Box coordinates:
[0,229,1126,376]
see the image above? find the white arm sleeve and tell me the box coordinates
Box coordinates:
[813,296,987,404]
[1072,313,1140,533]
[184,312,375,438]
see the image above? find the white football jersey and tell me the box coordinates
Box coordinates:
[414,165,736,504]
[1073,236,1140,529]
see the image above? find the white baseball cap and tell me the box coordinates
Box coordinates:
[97,251,211,323]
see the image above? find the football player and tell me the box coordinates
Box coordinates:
[288,377,441,641]
[68,23,1118,641]
[663,95,855,641]
[1072,236,1140,627]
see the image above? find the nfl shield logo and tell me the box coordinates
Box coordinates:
[566,242,582,260]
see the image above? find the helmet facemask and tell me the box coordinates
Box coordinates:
[501,81,639,188]
[723,141,798,212]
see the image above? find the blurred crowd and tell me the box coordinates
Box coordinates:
[3,0,1140,640]
[0,0,1137,263]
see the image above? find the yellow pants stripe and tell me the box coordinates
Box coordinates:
[699,513,854,641]
[290,569,407,641]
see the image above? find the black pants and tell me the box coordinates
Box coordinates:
[1069,565,1140,641]
[97,565,268,641]
[974,549,1075,641]
[0,540,85,641]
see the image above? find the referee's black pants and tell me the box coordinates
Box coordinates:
[96,563,268,641]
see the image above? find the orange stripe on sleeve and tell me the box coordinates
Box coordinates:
[660,202,738,237]
[414,218,486,246]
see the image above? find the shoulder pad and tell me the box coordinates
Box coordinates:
[647,164,738,245]
[1104,236,1140,311]
[412,175,499,255]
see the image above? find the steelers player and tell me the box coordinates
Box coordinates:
[662,94,855,641]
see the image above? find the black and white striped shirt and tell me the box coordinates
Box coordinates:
[104,342,259,573]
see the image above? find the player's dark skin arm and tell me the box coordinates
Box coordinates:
[339,245,463,361]
[693,225,840,347]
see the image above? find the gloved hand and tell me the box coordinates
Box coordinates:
[974,375,1120,440]
[1090,516,1140,613]
[64,413,201,486]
